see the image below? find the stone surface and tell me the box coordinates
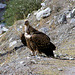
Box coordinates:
[9,41,17,47]
[2,27,8,32]
[58,14,67,24]
[70,18,75,23]
[71,8,75,18]
[39,27,49,34]
[36,7,51,20]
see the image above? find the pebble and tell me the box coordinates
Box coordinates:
[69,57,74,60]
[30,60,37,64]
[26,56,30,59]
[46,20,50,24]
[9,41,17,47]
[58,68,63,71]
[20,61,25,64]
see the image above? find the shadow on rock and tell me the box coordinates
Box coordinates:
[0,45,24,57]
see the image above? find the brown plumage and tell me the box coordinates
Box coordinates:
[20,33,27,46]
[21,20,56,57]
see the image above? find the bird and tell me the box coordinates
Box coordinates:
[20,33,27,46]
[21,19,56,57]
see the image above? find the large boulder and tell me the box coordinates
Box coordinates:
[36,7,51,21]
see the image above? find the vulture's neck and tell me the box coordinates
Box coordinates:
[24,25,31,38]
[25,25,29,33]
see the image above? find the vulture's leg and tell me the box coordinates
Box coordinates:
[30,50,36,56]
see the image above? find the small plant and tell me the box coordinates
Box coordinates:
[3,0,42,26]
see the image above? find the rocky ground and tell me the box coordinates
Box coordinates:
[0,0,75,75]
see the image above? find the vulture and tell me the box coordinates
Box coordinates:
[20,33,27,46]
[20,19,56,57]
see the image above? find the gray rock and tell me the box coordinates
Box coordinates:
[0,3,6,9]
[19,61,25,64]
[36,23,40,27]
[0,24,6,34]
[9,41,17,47]
[0,23,5,28]
[30,60,37,64]
[58,14,67,24]
[49,20,54,26]
[39,27,49,34]
[41,3,46,10]
[41,3,46,7]
[9,38,12,42]
[2,27,8,32]
[67,13,71,18]
[36,7,51,20]
[67,8,75,18]
[46,20,50,24]
[69,57,74,60]
[70,8,75,18]
[58,68,63,71]
[27,13,31,18]
[0,28,2,34]
[70,18,75,23]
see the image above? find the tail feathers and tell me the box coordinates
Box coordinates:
[49,42,56,50]
[45,50,54,57]
[42,42,56,57]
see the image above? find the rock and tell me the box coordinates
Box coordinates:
[0,3,6,9]
[41,3,45,7]
[20,61,25,64]
[0,34,3,37]
[61,14,67,24]
[67,8,75,18]
[70,8,75,18]
[58,14,67,24]
[58,68,63,71]
[37,56,41,59]
[49,20,54,26]
[62,57,69,60]
[9,41,17,47]
[36,7,51,21]
[0,24,6,34]
[70,18,75,23]
[36,23,40,27]
[46,20,50,24]
[27,13,31,18]
[30,60,37,64]
[0,26,8,34]
[0,62,5,66]
[2,27,8,32]
[54,54,60,58]
[0,28,2,34]
[41,3,46,10]
[9,38,12,42]
[19,26,22,28]
[26,56,30,59]
[0,23,5,28]
[69,57,74,60]
[67,13,71,18]
[39,27,49,34]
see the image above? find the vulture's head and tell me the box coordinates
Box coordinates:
[24,19,29,26]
